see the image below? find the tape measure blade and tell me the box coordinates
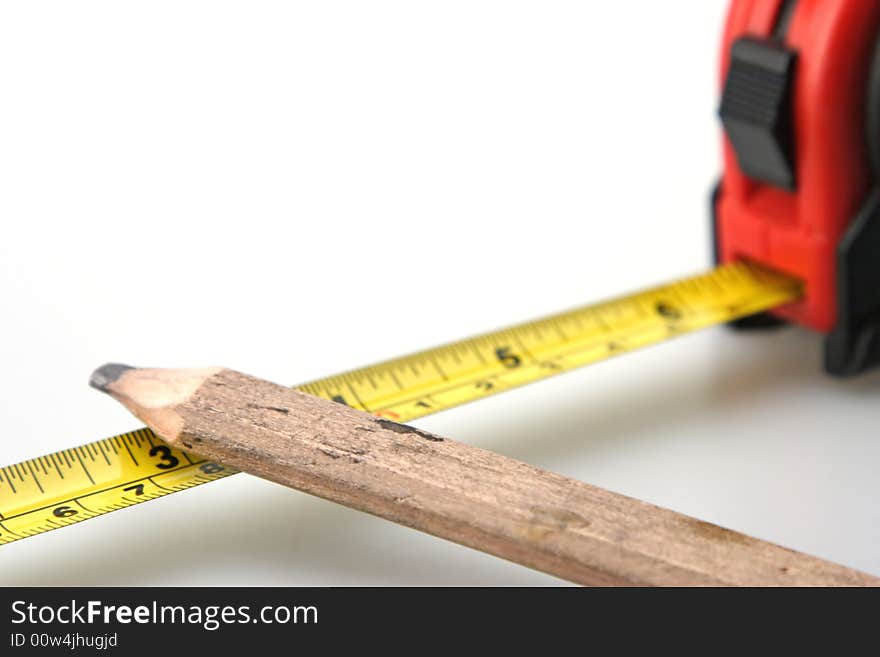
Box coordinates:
[0,429,236,544]
[305,262,801,422]
[0,261,801,545]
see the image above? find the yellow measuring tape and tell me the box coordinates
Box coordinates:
[0,262,802,545]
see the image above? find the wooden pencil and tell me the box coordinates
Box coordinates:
[90,363,878,587]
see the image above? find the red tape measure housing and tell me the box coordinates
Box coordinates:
[714,0,880,375]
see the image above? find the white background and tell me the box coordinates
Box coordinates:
[1,1,878,585]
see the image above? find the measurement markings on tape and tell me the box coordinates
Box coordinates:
[0,261,802,545]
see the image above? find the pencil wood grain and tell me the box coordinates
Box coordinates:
[95,365,879,587]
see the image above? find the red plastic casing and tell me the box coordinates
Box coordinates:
[716,0,880,332]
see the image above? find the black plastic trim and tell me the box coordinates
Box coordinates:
[824,191,880,376]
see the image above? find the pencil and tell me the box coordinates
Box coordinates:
[90,363,878,586]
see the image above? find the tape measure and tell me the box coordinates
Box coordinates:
[0,262,801,545]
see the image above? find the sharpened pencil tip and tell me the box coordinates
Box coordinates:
[89,363,134,393]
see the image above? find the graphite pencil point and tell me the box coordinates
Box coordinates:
[89,363,134,393]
